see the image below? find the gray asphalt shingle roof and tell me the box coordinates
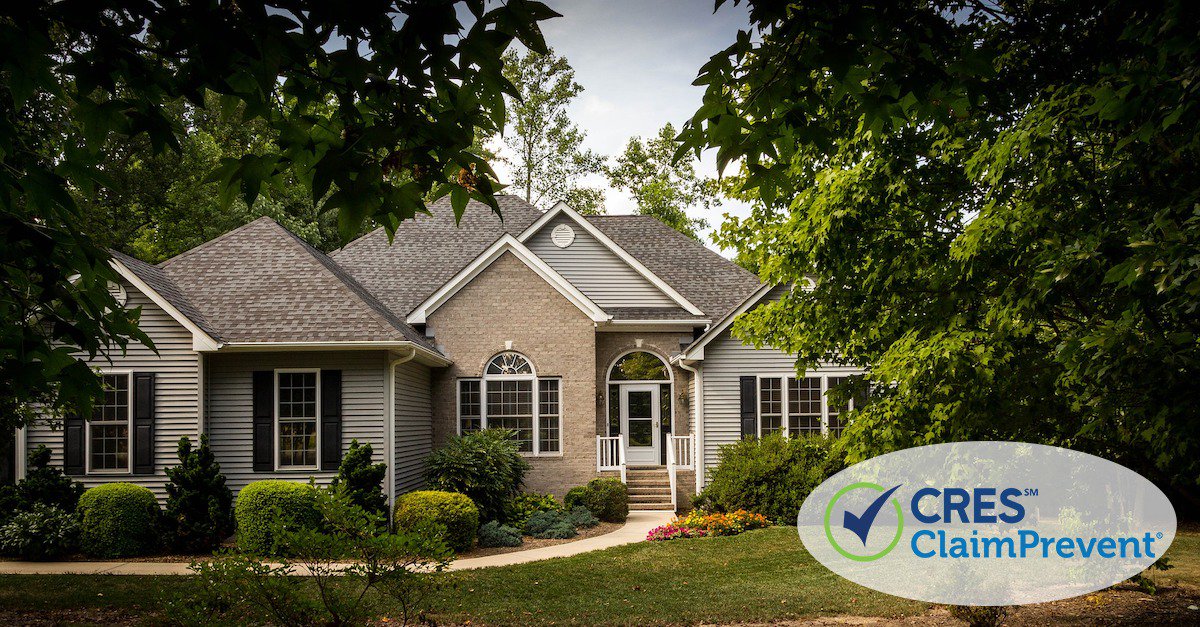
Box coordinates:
[117,195,760,346]
[329,196,544,317]
[154,217,432,346]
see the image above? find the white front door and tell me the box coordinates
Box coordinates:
[620,384,660,465]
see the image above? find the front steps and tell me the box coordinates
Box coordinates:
[626,466,674,512]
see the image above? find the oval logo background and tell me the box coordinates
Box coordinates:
[796,442,1177,605]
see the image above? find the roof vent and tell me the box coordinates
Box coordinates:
[551,223,575,248]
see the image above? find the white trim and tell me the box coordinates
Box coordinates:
[86,369,134,475]
[273,368,321,472]
[216,341,451,366]
[676,360,703,491]
[109,259,222,352]
[679,282,776,362]
[455,353,563,457]
[605,349,674,385]
[619,383,661,466]
[407,234,610,325]
[518,202,706,316]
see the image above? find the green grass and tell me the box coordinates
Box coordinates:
[0,528,1196,626]
[428,527,925,625]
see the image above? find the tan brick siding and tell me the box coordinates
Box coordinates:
[428,252,598,499]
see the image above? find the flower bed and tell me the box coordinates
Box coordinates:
[647,509,770,541]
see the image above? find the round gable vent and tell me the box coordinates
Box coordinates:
[551,223,575,248]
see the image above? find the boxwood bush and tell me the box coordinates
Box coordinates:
[393,490,479,552]
[77,483,161,558]
[566,478,628,523]
[692,433,844,522]
[235,480,320,555]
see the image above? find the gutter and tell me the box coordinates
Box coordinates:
[675,358,704,493]
[386,347,418,514]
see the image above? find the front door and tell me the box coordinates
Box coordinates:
[620,384,660,465]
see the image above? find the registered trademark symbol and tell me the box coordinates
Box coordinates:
[1158,532,1164,539]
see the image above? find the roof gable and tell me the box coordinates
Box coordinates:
[407,234,609,325]
[518,202,705,316]
[330,196,544,317]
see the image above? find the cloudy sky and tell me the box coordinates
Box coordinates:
[487,0,753,253]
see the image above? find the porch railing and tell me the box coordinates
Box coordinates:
[670,434,695,470]
[596,435,627,483]
[666,435,678,511]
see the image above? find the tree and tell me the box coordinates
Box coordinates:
[680,2,1200,498]
[608,124,717,240]
[330,440,388,517]
[500,48,606,212]
[164,436,234,553]
[0,1,555,429]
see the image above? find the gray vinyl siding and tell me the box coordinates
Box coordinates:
[204,351,389,498]
[24,278,200,501]
[393,360,433,495]
[526,214,677,308]
[699,289,862,474]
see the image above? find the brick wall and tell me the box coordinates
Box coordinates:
[427,252,598,498]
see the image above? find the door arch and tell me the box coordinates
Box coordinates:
[606,350,673,465]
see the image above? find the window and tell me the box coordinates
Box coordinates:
[457,352,560,455]
[538,379,560,453]
[789,377,822,436]
[755,374,864,438]
[759,377,784,436]
[826,376,849,437]
[89,373,131,472]
[459,380,481,433]
[608,351,669,381]
[277,370,319,469]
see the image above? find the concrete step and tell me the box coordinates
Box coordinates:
[628,487,671,497]
[629,502,675,511]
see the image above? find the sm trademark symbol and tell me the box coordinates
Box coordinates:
[1024,488,1039,496]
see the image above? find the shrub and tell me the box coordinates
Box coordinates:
[673,509,770,536]
[695,433,844,522]
[235,481,320,555]
[948,605,1009,627]
[425,428,529,521]
[566,505,599,528]
[477,521,523,548]
[0,504,79,559]
[522,510,578,539]
[164,436,233,553]
[571,477,629,523]
[646,524,708,541]
[0,445,84,525]
[564,486,587,510]
[503,492,561,530]
[425,429,529,521]
[77,483,161,558]
[393,490,479,552]
[330,440,387,516]
[184,486,452,627]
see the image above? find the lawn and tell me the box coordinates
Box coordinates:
[0,528,1196,626]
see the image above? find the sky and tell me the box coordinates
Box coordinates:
[486,0,754,254]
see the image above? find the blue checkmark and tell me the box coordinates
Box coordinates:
[842,484,902,546]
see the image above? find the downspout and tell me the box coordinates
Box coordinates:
[386,347,418,513]
[677,360,704,493]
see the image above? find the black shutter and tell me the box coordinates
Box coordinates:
[132,373,155,474]
[739,376,757,439]
[64,411,85,475]
[252,371,273,471]
[320,370,342,471]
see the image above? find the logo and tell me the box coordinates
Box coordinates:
[824,482,904,562]
[797,442,1177,605]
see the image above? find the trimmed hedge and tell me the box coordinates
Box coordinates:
[77,483,160,558]
[393,490,479,552]
[566,478,628,523]
[235,480,320,555]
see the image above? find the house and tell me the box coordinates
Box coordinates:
[17,197,863,511]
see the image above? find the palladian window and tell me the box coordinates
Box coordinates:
[458,352,560,455]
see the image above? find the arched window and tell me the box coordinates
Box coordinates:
[457,352,560,455]
[608,351,670,382]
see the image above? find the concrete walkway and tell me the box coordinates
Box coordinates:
[0,510,674,576]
